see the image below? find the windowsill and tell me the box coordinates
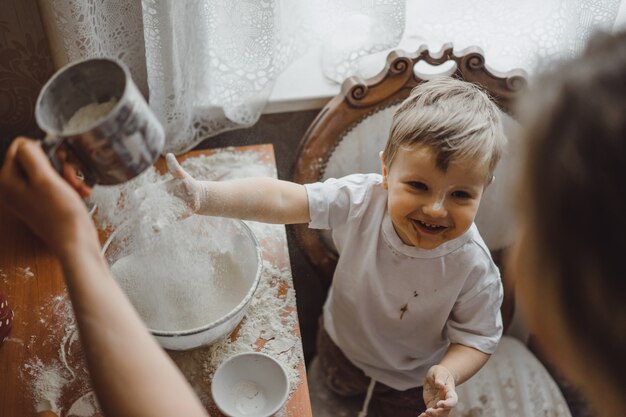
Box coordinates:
[264,45,339,114]
[263,36,520,115]
[264,37,428,115]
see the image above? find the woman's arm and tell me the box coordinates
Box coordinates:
[59,238,208,417]
[0,138,208,417]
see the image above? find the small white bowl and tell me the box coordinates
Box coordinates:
[212,352,289,417]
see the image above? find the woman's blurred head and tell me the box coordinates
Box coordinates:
[513,30,626,417]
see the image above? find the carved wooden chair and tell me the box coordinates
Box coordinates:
[290,45,573,416]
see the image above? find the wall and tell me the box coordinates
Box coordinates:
[0,0,55,158]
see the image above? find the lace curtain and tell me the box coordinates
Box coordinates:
[38,0,620,153]
[38,0,405,154]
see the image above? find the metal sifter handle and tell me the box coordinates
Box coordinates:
[41,134,64,175]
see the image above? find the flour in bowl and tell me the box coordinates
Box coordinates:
[109,216,253,331]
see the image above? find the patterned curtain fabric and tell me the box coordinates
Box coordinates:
[38,0,620,153]
[39,0,405,154]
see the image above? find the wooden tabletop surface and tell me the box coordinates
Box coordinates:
[0,144,312,417]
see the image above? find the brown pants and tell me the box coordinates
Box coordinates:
[316,318,426,417]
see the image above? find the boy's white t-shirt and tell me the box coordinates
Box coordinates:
[305,173,503,390]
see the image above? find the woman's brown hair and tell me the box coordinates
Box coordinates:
[518,30,626,414]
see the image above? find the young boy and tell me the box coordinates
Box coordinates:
[167,77,505,417]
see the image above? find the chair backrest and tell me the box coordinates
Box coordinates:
[290,44,527,330]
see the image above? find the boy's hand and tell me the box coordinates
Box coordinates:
[419,365,458,417]
[165,153,208,215]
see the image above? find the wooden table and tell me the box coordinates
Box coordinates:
[0,144,312,417]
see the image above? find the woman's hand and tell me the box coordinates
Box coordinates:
[0,137,96,257]
[419,365,458,417]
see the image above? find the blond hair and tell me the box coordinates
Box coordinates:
[382,77,505,180]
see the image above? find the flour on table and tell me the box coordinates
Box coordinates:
[64,98,117,132]
[23,294,99,416]
[25,358,68,415]
[4,337,24,345]
[17,266,35,279]
[67,391,100,417]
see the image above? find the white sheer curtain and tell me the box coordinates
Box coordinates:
[402,0,621,73]
[39,0,621,153]
[38,0,405,153]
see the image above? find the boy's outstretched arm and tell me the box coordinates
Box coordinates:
[0,139,209,417]
[419,344,490,417]
[167,153,310,224]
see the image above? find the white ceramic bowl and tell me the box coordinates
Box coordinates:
[102,215,262,350]
[212,352,289,417]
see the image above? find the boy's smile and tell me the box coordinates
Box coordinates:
[381,146,488,250]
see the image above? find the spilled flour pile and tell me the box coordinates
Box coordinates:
[20,294,99,416]
[26,358,68,413]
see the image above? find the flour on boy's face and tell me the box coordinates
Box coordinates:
[381,145,488,250]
